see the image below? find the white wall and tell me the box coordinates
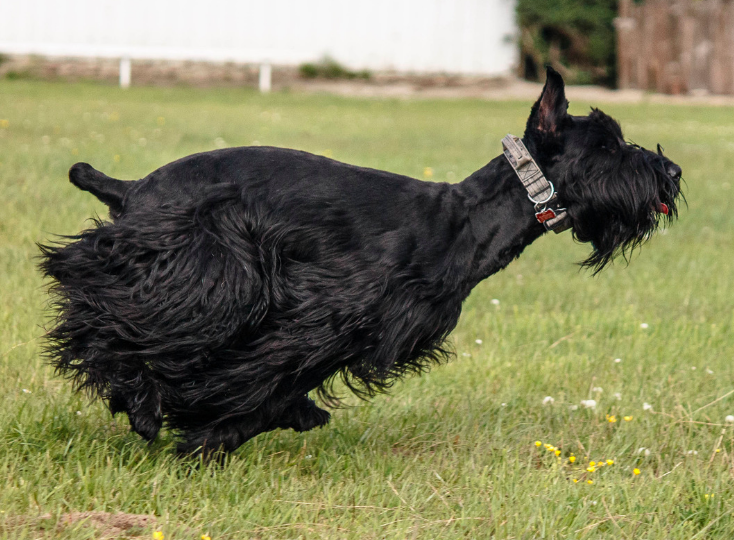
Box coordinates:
[0,0,518,76]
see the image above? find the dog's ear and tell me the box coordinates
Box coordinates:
[526,66,569,135]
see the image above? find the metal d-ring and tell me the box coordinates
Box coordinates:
[527,181,555,205]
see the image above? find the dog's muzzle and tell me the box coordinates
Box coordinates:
[502,134,571,233]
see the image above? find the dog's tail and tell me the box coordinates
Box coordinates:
[69,162,132,214]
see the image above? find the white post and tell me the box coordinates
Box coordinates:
[119,56,132,89]
[259,62,272,93]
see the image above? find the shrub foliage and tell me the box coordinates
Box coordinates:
[517,0,618,86]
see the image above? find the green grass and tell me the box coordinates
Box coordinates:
[1,79,733,539]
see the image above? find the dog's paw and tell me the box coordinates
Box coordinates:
[290,400,331,432]
[128,410,162,441]
[128,395,163,441]
[307,406,331,430]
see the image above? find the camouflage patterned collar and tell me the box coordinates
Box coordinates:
[501,134,570,234]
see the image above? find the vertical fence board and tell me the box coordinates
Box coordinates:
[617,0,734,94]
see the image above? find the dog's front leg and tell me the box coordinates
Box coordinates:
[108,369,162,441]
[272,394,331,432]
[176,394,331,455]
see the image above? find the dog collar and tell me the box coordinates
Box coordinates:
[501,134,571,233]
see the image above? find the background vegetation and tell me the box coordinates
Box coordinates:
[1,80,733,538]
[517,0,618,86]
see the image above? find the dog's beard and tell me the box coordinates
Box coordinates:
[564,151,680,274]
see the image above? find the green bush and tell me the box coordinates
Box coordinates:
[517,0,618,86]
[298,56,371,81]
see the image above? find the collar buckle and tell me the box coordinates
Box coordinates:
[535,208,558,224]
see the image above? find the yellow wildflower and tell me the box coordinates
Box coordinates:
[606,459,614,466]
[587,466,596,473]
[535,441,542,447]
[589,461,595,467]
[633,468,641,475]
[572,479,578,483]
[555,449,561,456]
[423,167,434,179]
[587,480,594,485]
[202,535,212,540]
[569,456,576,463]
[624,415,633,421]
[153,532,164,540]
[606,414,617,423]
[715,448,721,453]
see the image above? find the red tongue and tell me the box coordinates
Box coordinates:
[658,203,669,215]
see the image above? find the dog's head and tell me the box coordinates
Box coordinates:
[522,67,683,272]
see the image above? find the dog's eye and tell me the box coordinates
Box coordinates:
[599,141,618,153]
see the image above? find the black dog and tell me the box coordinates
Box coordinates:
[40,68,682,454]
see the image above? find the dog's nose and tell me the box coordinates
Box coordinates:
[666,163,682,180]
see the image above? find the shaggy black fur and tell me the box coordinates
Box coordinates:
[40,68,682,454]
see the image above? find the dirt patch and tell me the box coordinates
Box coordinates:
[3,54,734,106]
[59,512,158,538]
[4,511,160,539]
[289,77,734,106]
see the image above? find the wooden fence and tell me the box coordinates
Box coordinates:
[616,0,734,95]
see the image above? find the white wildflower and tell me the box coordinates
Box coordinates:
[543,396,555,406]
[592,387,603,393]
[475,339,483,345]
[614,358,622,363]
[643,402,653,411]
[490,299,500,305]
[640,323,649,329]
[725,415,734,424]
[581,399,597,409]
[614,392,622,401]
[569,404,578,411]
[22,388,31,394]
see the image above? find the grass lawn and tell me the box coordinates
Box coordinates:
[1,79,733,539]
